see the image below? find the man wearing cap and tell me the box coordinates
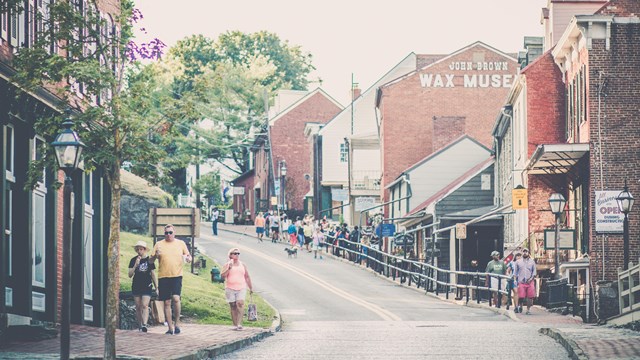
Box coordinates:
[150,224,192,334]
[128,240,157,332]
[485,251,507,306]
[514,248,537,314]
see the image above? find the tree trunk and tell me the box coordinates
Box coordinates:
[104,166,121,359]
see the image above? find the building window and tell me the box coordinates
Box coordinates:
[339,143,347,163]
[5,188,12,277]
[5,125,14,179]
[31,137,47,288]
[1,7,8,41]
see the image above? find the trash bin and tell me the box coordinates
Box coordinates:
[210,267,221,282]
[199,256,206,269]
[546,278,569,308]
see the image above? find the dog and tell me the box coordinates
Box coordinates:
[284,247,298,258]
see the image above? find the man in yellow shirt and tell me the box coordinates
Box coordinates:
[150,224,191,335]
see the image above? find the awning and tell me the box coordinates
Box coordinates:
[525,143,589,175]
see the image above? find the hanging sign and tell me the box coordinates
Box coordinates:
[595,191,624,233]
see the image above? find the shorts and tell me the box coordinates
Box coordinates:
[304,236,312,245]
[489,277,507,291]
[518,281,536,299]
[158,277,182,301]
[225,288,247,303]
[270,226,279,234]
[256,227,264,234]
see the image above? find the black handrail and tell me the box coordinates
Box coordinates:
[321,232,512,308]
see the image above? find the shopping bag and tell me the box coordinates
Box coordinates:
[247,294,257,321]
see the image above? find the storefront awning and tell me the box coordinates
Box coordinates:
[525,143,589,175]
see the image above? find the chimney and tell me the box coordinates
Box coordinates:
[351,84,361,101]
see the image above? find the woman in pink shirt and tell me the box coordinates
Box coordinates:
[221,247,253,330]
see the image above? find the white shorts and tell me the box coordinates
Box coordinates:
[225,288,247,303]
[490,277,506,291]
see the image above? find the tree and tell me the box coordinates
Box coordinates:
[193,171,222,205]
[154,31,315,177]
[10,1,166,359]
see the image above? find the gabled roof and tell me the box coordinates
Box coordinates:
[319,52,419,134]
[407,157,495,216]
[268,87,343,126]
[402,135,490,175]
[231,168,255,184]
[379,41,519,90]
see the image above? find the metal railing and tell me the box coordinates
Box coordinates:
[321,232,513,309]
[351,170,381,190]
[618,258,640,315]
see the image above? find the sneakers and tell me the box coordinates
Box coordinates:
[525,310,531,315]
[140,325,148,333]
[174,327,181,334]
[165,329,174,335]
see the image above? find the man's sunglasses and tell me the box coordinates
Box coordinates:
[164,231,173,235]
[231,252,240,255]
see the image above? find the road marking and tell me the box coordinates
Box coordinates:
[212,235,401,322]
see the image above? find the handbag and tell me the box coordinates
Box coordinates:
[247,293,258,321]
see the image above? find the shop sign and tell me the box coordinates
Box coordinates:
[544,229,576,250]
[595,191,624,233]
[354,197,377,211]
[233,187,245,195]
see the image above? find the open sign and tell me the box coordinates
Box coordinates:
[595,191,624,233]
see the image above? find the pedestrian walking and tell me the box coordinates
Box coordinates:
[514,248,537,314]
[303,220,313,252]
[312,227,324,259]
[128,240,157,333]
[507,252,522,312]
[296,217,305,248]
[485,250,507,307]
[287,221,298,247]
[211,207,219,236]
[221,247,253,331]
[269,213,280,243]
[150,224,192,335]
[254,213,265,242]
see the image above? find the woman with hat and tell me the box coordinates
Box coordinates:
[128,240,157,332]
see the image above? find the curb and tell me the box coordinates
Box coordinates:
[538,328,588,360]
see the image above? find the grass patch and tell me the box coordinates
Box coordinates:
[120,231,276,328]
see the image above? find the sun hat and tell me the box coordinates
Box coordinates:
[133,240,148,250]
[491,250,500,257]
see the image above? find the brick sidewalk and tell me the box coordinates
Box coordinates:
[0,323,272,360]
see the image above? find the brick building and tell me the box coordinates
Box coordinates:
[251,89,342,217]
[376,42,519,208]
[1,1,117,329]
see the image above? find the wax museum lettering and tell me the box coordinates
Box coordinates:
[420,73,514,88]
[419,60,514,88]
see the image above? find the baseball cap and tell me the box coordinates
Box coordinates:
[522,248,530,252]
[491,250,500,257]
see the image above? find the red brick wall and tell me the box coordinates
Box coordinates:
[380,43,518,200]
[270,91,341,211]
[433,116,466,151]
[522,51,567,157]
[587,24,640,281]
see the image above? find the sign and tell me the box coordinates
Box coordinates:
[381,223,396,237]
[512,187,528,210]
[274,180,280,199]
[331,188,348,202]
[270,196,277,206]
[419,61,514,89]
[394,233,415,246]
[149,208,200,238]
[544,229,576,250]
[595,191,624,233]
[455,223,467,239]
[355,197,377,211]
[233,186,245,195]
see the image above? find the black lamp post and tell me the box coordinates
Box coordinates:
[280,160,287,211]
[51,118,84,360]
[617,180,634,270]
[549,193,566,279]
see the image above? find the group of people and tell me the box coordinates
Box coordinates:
[485,248,537,314]
[128,224,253,334]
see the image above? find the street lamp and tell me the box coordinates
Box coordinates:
[51,117,85,360]
[280,160,287,211]
[617,180,634,270]
[549,193,566,279]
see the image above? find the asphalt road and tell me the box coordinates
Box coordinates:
[198,226,568,359]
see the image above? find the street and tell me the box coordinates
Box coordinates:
[198,226,569,359]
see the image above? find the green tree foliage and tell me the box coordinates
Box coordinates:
[10,1,166,358]
[150,31,315,178]
[193,171,222,205]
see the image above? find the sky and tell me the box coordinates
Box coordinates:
[134,0,548,106]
